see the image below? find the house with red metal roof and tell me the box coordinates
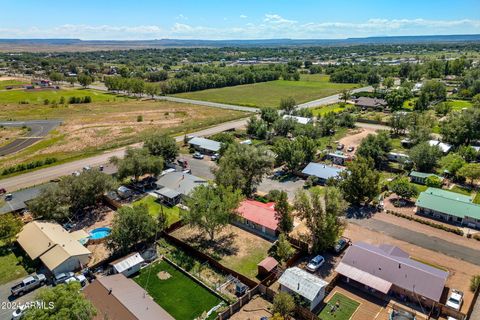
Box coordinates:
[234,200,279,240]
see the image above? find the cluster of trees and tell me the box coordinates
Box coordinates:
[1,157,57,176]
[68,96,92,104]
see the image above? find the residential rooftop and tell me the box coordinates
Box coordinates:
[416,187,480,220]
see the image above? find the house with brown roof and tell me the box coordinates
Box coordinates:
[83,273,174,320]
[16,221,91,274]
[335,242,448,307]
[354,97,388,111]
[234,200,279,240]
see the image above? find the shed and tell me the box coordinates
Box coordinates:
[257,257,278,277]
[278,267,328,311]
[110,252,145,277]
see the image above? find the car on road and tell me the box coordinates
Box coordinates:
[53,272,75,285]
[193,152,204,159]
[347,146,355,152]
[177,158,189,167]
[4,193,13,201]
[82,165,91,171]
[446,289,463,311]
[11,274,46,297]
[333,238,349,254]
[336,144,344,150]
[12,304,28,320]
[306,255,325,272]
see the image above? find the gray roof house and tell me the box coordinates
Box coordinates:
[0,183,52,214]
[278,267,328,311]
[354,97,388,110]
[301,162,344,184]
[188,137,221,154]
[336,242,448,303]
[154,172,207,205]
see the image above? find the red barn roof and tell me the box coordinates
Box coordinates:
[258,256,278,272]
[236,200,279,231]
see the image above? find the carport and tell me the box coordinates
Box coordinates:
[336,262,392,294]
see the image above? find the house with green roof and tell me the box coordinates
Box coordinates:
[416,188,480,229]
[409,171,444,185]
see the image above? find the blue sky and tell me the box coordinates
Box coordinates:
[1,0,479,40]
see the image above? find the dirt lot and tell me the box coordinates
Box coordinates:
[0,99,246,168]
[230,295,272,320]
[344,223,480,314]
[0,126,26,146]
[338,127,377,155]
[171,224,272,280]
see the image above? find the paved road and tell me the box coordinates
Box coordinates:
[0,118,248,192]
[0,278,48,320]
[0,120,61,156]
[297,86,373,109]
[350,217,480,266]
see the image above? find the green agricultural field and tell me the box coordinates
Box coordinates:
[0,87,115,105]
[132,195,181,226]
[135,260,223,320]
[447,99,473,111]
[0,80,29,89]
[312,103,352,116]
[318,292,360,320]
[174,74,359,108]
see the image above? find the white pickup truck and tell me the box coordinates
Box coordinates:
[11,274,46,297]
[446,289,464,311]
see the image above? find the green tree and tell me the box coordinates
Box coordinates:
[275,191,294,234]
[260,107,280,126]
[439,153,466,176]
[144,82,159,98]
[356,131,392,169]
[48,72,63,83]
[383,77,395,90]
[144,134,179,163]
[441,108,480,146]
[386,87,412,111]
[294,187,346,252]
[110,147,163,181]
[246,116,268,139]
[23,282,96,320]
[390,177,418,201]
[279,97,296,114]
[407,111,435,144]
[107,205,158,254]
[66,77,76,87]
[340,89,351,103]
[389,112,409,135]
[409,142,442,172]
[273,136,317,172]
[457,163,480,185]
[275,233,295,264]
[425,175,443,188]
[340,157,381,205]
[458,145,479,162]
[471,275,480,293]
[77,74,93,88]
[183,184,243,241]
[272,291,295,318]
[214,144,274,196]
[0,213,23,245]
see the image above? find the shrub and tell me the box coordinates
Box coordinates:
[470,275,480,292]
[43,99,49,105]
[385,210,464,236]
[137,115,143,122]
[1,158,57,176]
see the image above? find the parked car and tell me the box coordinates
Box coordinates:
[306,255,325,272]
[0,187,6,195]
[336,144,344,150]
[446,289,463,311]
[72,171,80,176]
[4,193,13,201]
[82,165,91,171]
[177,158,189,168]
[334,238,349,254]
[211,153,220,161]
[347,146,355,152]
[193,152,204,159]
[12,304,28,320]
[99,165,104,171]
[53,272,75,285]
[65,274,88,287]
[11,274,46,297]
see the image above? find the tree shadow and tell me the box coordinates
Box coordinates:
[184,231,239,259]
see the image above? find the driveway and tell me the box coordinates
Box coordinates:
[0,278,50,320]
[0,120,62,156]
[257,174,305,200]
[349,217,480,266]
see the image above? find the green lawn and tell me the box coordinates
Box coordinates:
[447,99,473,111]
[0,87,114,105]
[410,182,428,193]
[0,243,29,285]
[312,103,352,116]
[402,98,416,110]
[0,80,29,89]
[449,185,472,196]
[473,193,480,204]
[134,260,223,320]
[132,195,181,226]
[318,292,360,320]
[174,74,358,108]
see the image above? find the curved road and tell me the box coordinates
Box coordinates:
[0,120,61,156]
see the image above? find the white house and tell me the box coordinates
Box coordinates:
[110,252,145,277]
[278,267,328,311]
[282,115,312,125]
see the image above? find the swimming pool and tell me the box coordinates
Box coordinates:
[89,227,111,240]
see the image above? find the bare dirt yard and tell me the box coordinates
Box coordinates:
[344,223,480,314]
[170,224,272,280]
[230,295,272,320]
[338,127,377,155]
[0,99,247,169]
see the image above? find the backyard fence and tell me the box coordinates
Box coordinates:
[217,285,262,320]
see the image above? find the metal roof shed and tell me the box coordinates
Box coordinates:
[110,252,145,277]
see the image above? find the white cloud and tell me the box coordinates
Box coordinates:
[176,14,188,20]
[0,17,479,40]
[239,14,247,19]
